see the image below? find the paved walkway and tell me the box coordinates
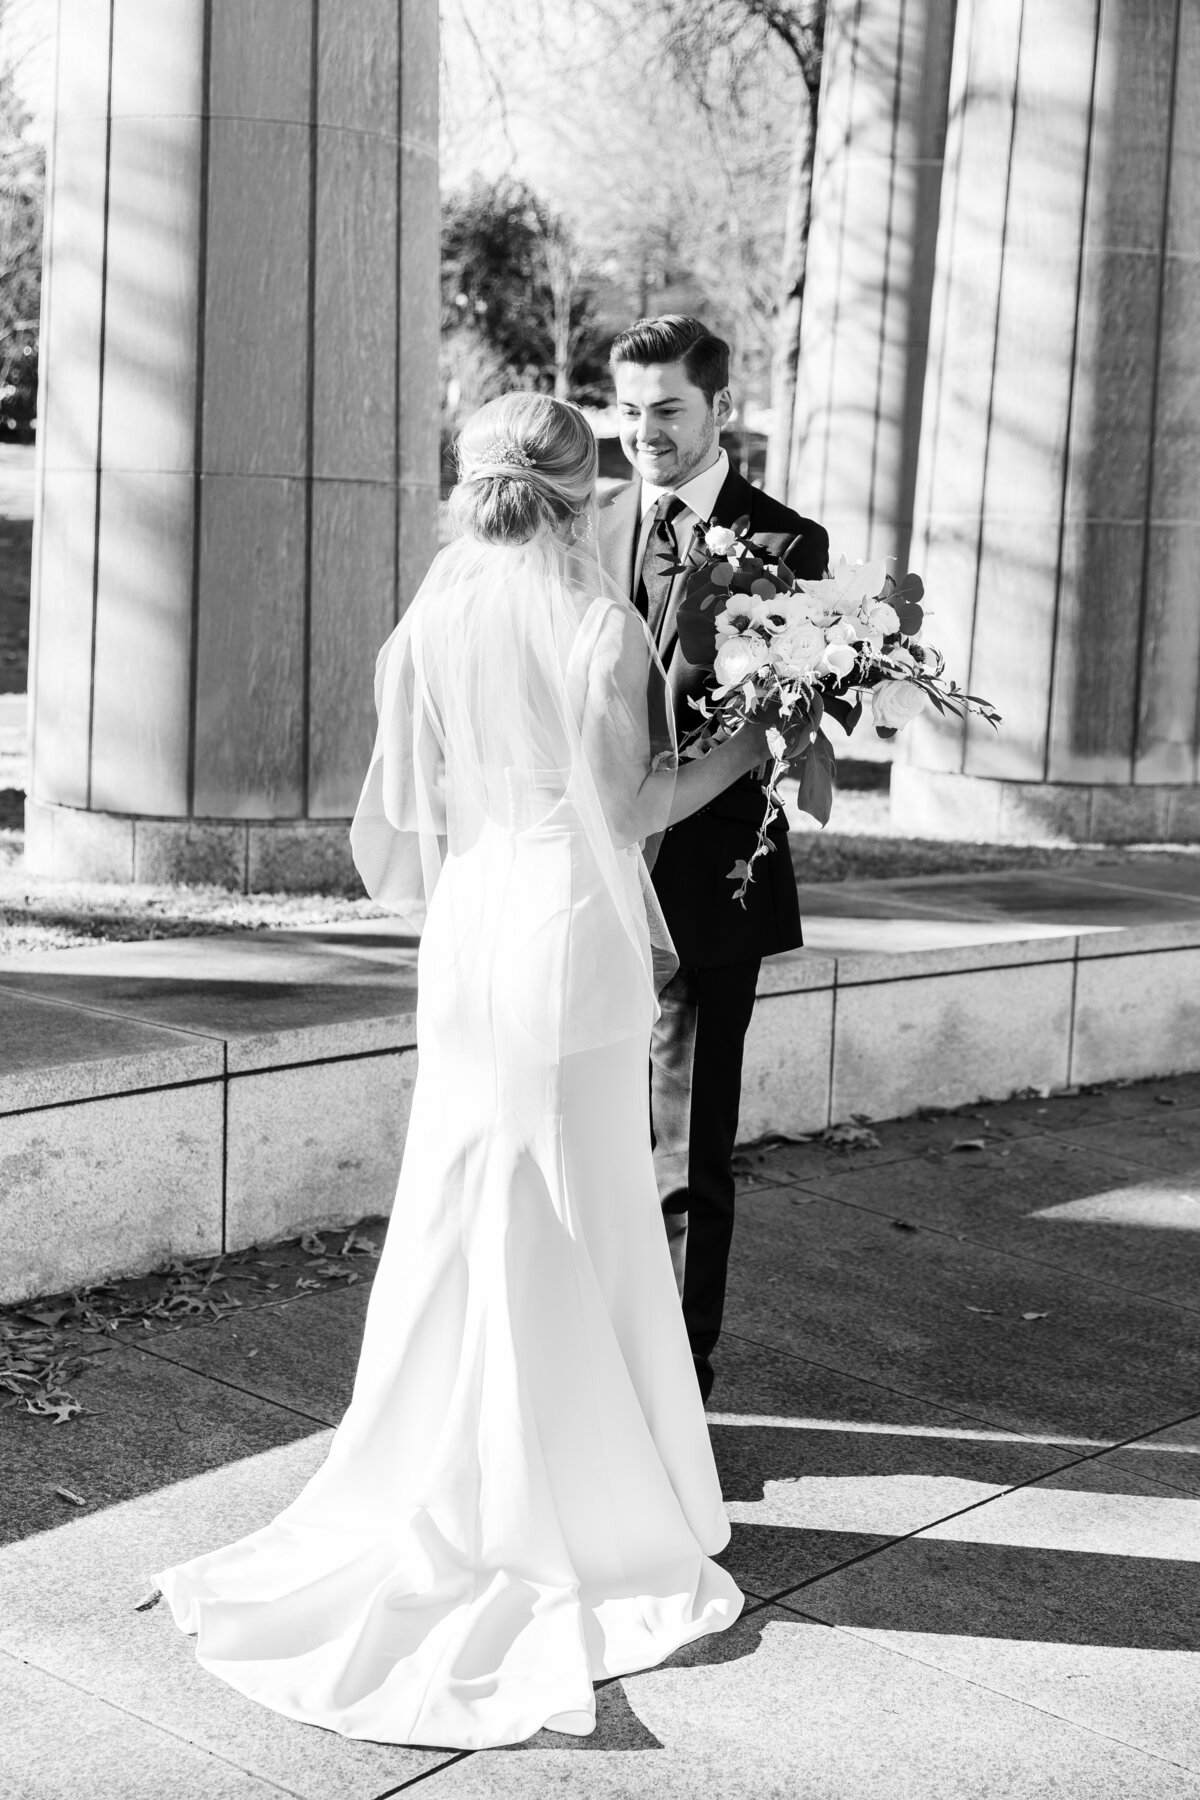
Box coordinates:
[4,1073,1200,1797]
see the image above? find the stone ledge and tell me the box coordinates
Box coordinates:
[23,798,361,894]
[891,765,1200,844]
[4,896,1200,1302]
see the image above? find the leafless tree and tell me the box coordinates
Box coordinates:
[641,0,825,493]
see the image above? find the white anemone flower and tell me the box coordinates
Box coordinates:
[750,592,805,635]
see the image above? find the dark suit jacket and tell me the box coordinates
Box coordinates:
[597,463,829,969]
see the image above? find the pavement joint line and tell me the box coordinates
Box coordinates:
[0,980,229,1041]
[749,1400,1200,1616]
[370,1750,474,1793]
[716,1326,1091,1443]
[124,1337,341,1432]
[0,1644,311,1799]
[717,1327,1200,1458]
[782,1170,1200,1320]
[768,1603,1200,1781]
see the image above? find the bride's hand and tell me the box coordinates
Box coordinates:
[738,701,817,771]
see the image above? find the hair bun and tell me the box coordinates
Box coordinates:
[449,393,598,547]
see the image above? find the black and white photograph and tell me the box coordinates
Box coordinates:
[2,0,1200,1793]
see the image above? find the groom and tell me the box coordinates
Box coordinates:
[598,315,828,1401]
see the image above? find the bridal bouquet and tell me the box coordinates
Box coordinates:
[673,518,1000,905]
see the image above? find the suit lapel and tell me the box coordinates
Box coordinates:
[709,465,756,531]
[596,479,641,599]
[657,467,751,670]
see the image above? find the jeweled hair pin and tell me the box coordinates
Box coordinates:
[469,438,534,471]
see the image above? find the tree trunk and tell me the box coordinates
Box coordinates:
[765,89,818,499]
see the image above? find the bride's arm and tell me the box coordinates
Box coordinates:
[583,603,768,844]
[666,726,767,826]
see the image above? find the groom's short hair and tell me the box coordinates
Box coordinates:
[609,316,730,403]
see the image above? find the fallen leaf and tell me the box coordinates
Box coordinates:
[949,1138,987,1153]
[821,1121,881,1151]
[1021,1311,1050,1321]
[1156,1095,1180,1107]
[300,1231,325,1255]
[134,1588,162,1613]
[965,1305,999,1316]
[54,1486,85,1506]
[891,1219,917,1232]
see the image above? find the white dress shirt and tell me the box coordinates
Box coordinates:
[634,447,730,589]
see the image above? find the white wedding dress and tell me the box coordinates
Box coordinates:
[157,532,742,1749]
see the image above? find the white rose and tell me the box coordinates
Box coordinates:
[714,633,770,686]
[871,677,928,730]
[821,642,858,678]
[825,618,860,645]
[868,600,901,636]
[705,525,740,555]
[770,622,825,675]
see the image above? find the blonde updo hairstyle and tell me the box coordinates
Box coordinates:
[449,392,598,546]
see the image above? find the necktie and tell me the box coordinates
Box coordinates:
[635,494,686,641]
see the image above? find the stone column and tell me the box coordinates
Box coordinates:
[788,0,957,569]
[893,0,1200,842]
[27,0,440,889]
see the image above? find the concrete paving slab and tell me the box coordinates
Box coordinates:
[721,1188,1200,1440]
[0,987,222,1113]
[979,1073,1200,1134]
[704,1331,1090,1597]
[869,871,1200,928]
[1062,862,1200,902]
[432,1604,1199,1798]
[1,1650,291,1800]
[1103,1414,1200,1499]
[788,1132,1200,1310]
[150,1284,371,1425]
[0,935,419,1071]
[0,1440,446,1797]
[796,1459,1200,1772]
[714,1418,1078,1600]
[1054,1105,1200,1177]
[1,1337,319,1547]
[736,1103,1044,1190]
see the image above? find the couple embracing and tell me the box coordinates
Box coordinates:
[155,317,829,1749]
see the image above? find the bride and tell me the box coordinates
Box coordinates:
[156,392,775,1750]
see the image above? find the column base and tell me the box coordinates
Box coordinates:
[890,766,1200,844]
[23,798,361,894]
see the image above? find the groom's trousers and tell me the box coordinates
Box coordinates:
[650,957,761,1401]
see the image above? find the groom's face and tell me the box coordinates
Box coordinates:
[613,360,730,490]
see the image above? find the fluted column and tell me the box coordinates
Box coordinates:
[788,0,957,568]
[27,0,440,888]
[894,0,1200,841]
